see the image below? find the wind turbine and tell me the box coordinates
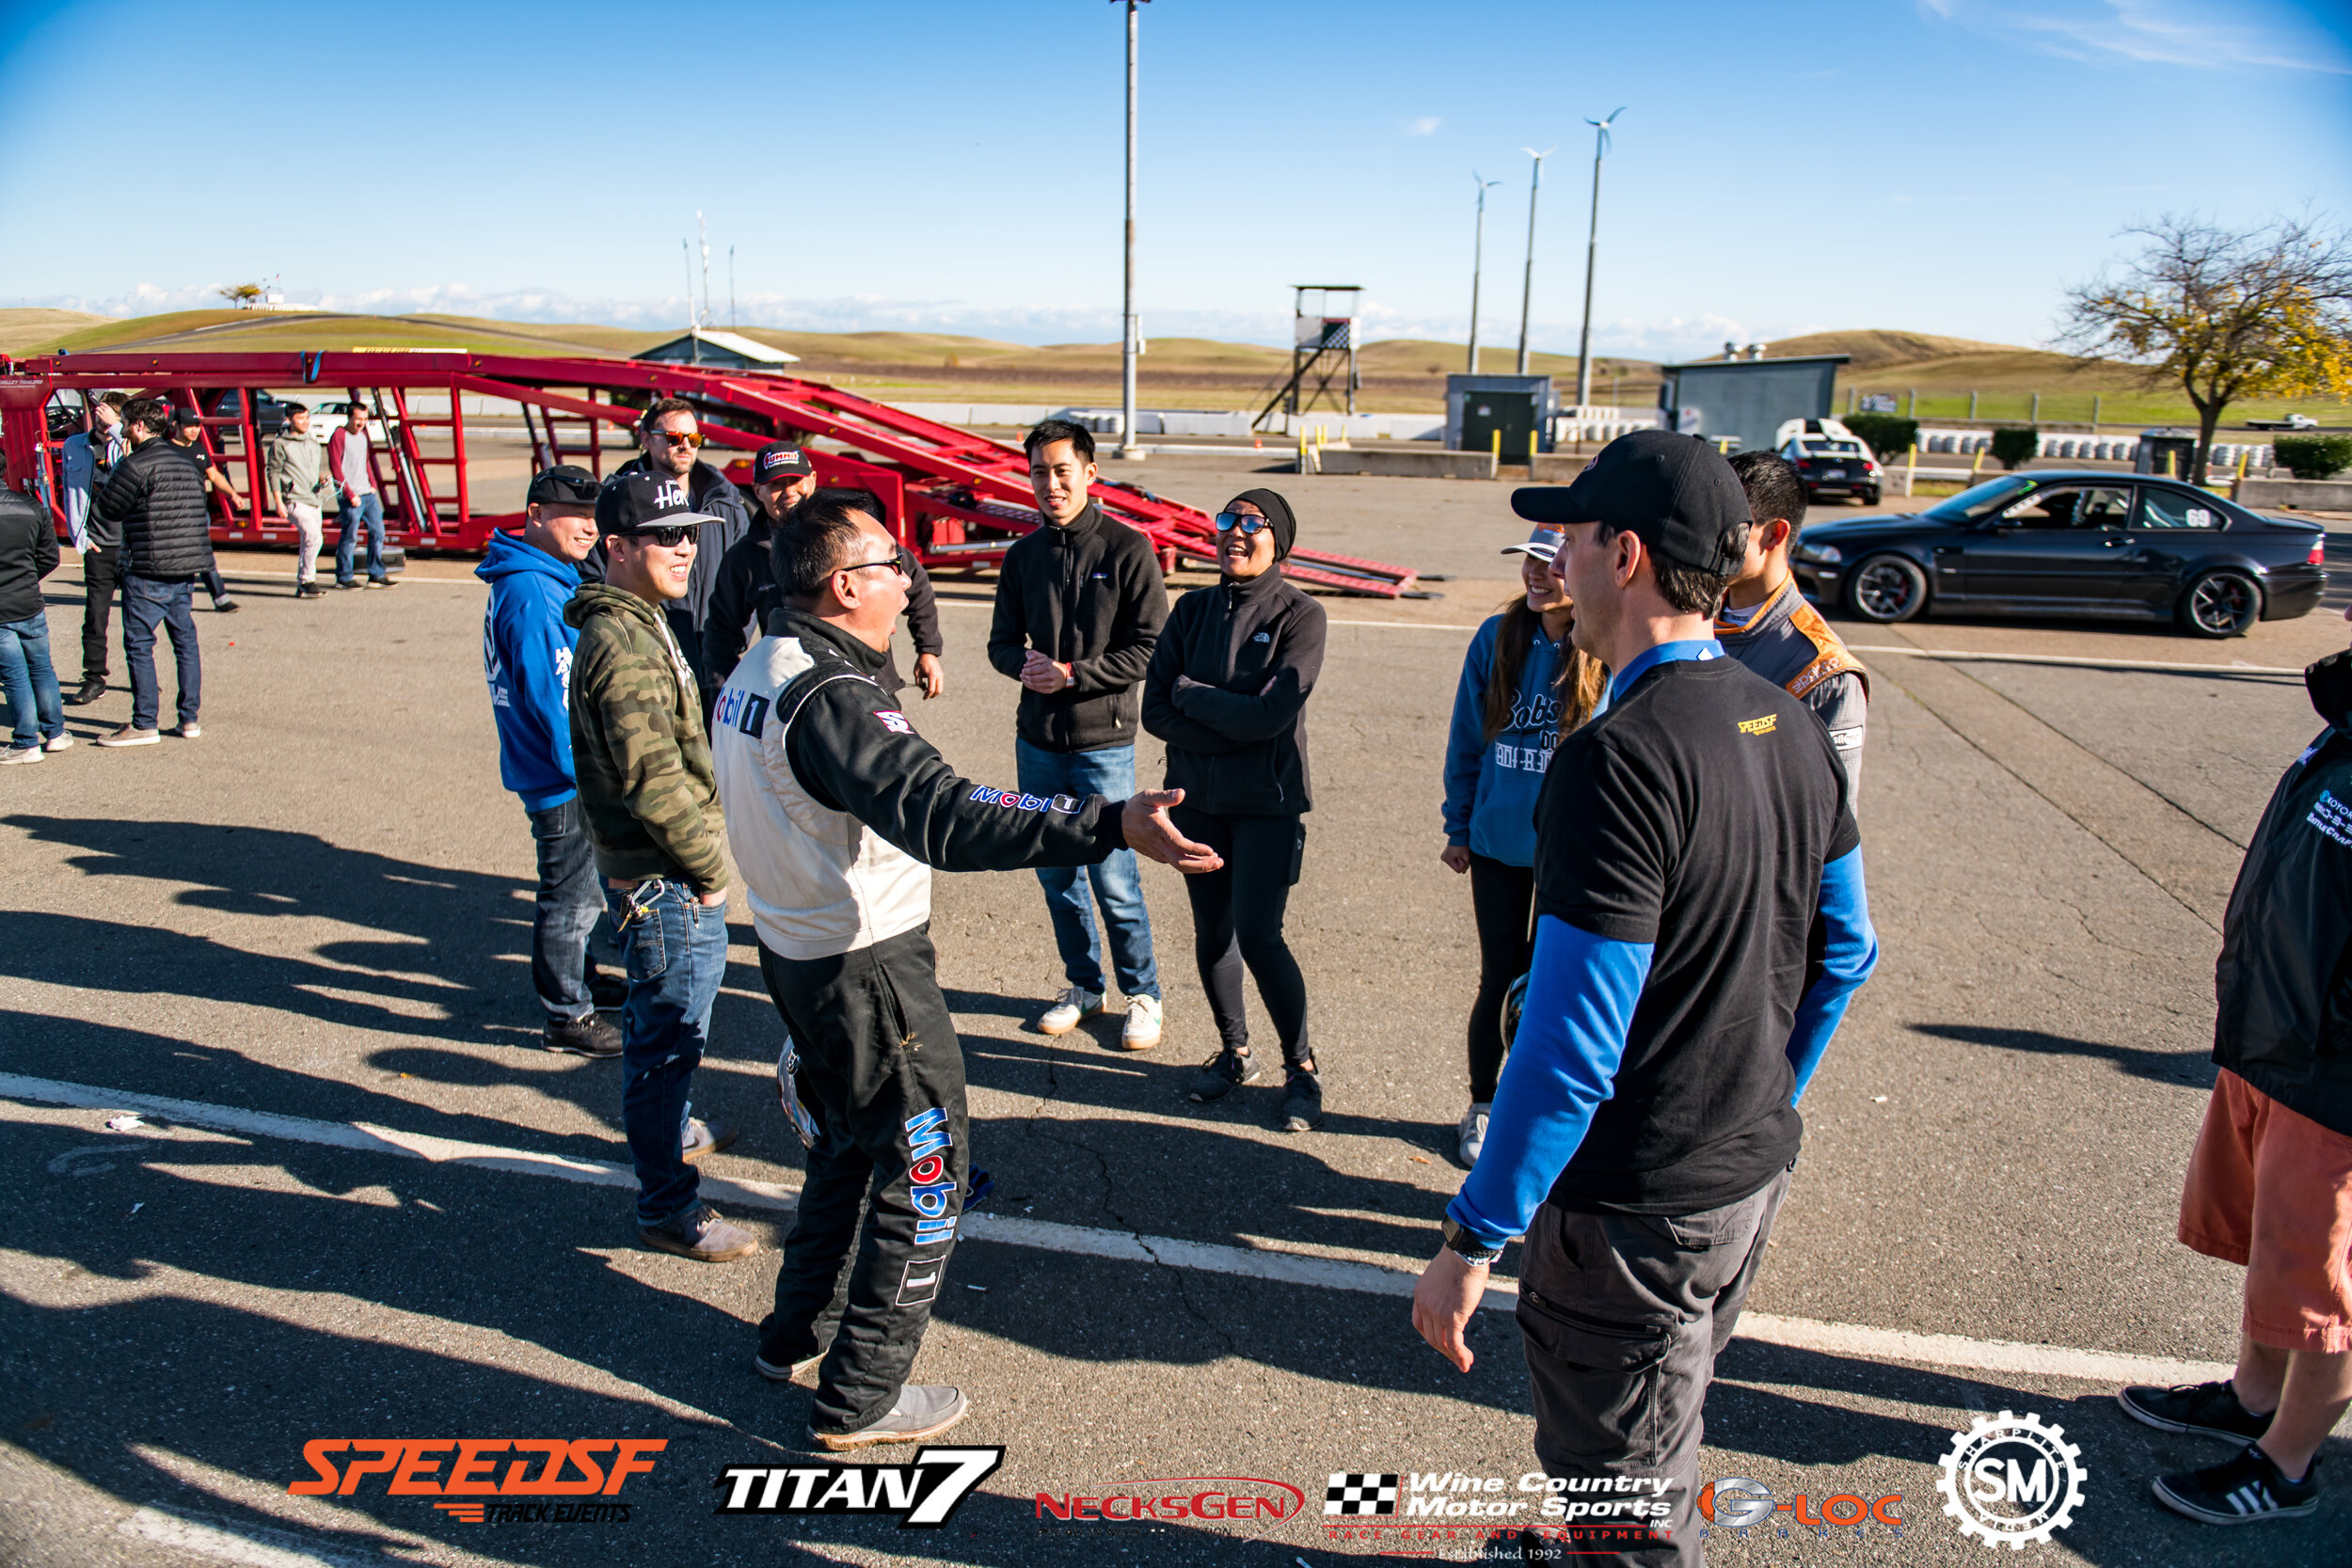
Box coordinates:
[1574,107,1627,408]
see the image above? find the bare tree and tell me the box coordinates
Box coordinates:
[2058,214,2352,483]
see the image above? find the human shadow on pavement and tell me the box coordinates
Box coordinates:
[1908,1022,2217,1089]
[1707,1338,2351,1564]
[5,1115,1423,1568]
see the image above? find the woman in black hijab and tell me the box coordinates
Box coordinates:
[1141,488,1329,1131]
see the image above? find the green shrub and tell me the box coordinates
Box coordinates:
[1842,413,1917,464]
[2273,434,2352,481]
[1989,426,2040,470]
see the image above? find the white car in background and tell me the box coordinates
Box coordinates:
[1773,417,1883,506]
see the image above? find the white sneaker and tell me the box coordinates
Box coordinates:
[0,746,41,766]
[1456,1102,1492,1168]
[41,734,72,752]
[1036,987,1103,1036]
[1120,994,1164,1051]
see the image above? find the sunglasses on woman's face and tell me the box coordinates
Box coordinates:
[1213,513,1272,536]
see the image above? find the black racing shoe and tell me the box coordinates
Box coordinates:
[1188,1048,1259,1103]
[66,677,106,706]
[2119,1380,2273,1444]
[544,1013,622,1058]
[814,1385,969,1452]
[2153,1443,2318,1526]
[1279,1068,1323,1132]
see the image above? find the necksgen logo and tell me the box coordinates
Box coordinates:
[1036,1476,1308,1524]
[715,1446,1002,1528]
[291,1440,664,1500]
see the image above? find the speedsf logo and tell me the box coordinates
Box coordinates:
[292,1439,661,1524]
[714,1446,1000,1528]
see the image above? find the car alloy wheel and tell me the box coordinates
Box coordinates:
[2181,570,2260,638]
[1847,553,1928,623]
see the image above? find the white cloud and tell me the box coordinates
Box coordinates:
[1922,0,2352,73]
[1406,115,1442,135]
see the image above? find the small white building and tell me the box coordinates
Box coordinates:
[632,330,800,372]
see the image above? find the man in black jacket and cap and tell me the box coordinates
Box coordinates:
[987,419,1169,1048]
[605,398,753,689]
[2119,604,2352,1528]
[92,397,212,747]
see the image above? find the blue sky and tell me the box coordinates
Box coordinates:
[2,0,2345,359]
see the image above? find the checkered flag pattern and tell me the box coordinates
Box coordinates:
[1326,1472,1399,1515]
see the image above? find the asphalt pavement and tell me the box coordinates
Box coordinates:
[4,454,2348,1567]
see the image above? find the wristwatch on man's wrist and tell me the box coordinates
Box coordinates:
[1440,1218,1506,1269]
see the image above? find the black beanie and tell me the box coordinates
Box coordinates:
[1227,487,1297,560]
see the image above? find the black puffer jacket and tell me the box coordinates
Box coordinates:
[96,435,215,580]
[0,487,59,623]
[2212,652,2352,1136]
[1141,566,1327,816]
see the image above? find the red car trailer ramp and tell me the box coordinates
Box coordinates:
[0,351,1424,597]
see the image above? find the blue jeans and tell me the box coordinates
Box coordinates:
[603,879,730,1225]
[335,492,386,583]
[0,611,64,748]
[121,576,199,731]
[1015,738,1158,999]
[527,800,617,1022]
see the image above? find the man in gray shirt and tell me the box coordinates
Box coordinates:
[1718,450,1867,792]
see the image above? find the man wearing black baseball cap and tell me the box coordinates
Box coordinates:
[566,468,751,1262]
[1413,430,1879,1565]
[480,465,623,1057]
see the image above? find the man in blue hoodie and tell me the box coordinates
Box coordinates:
[481,466,623,1057]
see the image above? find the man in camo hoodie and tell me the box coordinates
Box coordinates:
[568,469,752,1264]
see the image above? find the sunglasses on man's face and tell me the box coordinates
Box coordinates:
[632,525,696,549]
[652,428,705,448]
[1213,513,1272,536]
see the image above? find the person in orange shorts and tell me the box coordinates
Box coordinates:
[2118,602,2352,1527]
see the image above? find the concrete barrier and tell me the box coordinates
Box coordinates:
[1525,452,1599,483]
[1312,448,1497,480]
[2237,477,2352,511]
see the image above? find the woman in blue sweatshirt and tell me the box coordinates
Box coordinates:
[1438,525,1606,1167]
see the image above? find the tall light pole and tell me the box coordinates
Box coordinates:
[1116,0,1151,460]
[1514,146,1552,375]
[1466,171,1501,374]
[1573,107,1625,409]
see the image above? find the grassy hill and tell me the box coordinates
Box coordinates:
[5,309,2338,426]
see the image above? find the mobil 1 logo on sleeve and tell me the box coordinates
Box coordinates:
[715,1446,1002,1528]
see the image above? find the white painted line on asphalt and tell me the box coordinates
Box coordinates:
[6,1071,2234,1387]
[1846,643,2305,676]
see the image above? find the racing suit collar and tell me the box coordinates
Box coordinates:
[1713,576,1795,639]
[1607,638,1724,706]
[775,606,891,678]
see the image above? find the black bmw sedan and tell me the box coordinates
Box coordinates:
[1789,471,2329,638]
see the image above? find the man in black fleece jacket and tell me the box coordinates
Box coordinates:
[986,420,1170,1047]
[93,397,211,746]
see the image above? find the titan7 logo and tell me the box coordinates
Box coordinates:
[715,1446,1003,1528]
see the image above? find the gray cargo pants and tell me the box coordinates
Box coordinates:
[1513,1166,1793,1568]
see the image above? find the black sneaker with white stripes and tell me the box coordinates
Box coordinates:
[2153,1443,2319,1526]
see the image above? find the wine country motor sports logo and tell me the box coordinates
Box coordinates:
[1936,1410,2087,1547]
[1034,1475,1307,1524]
[1697,1475,1904,1536]
[714,1447,1001,1528]
[291,1439,663,1525]
[1326,1473,1399,1515]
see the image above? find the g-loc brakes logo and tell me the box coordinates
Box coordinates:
[1697,1476,1902,1532]
[714,1446,1001,1528]
[1936,1409,2086,1548]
